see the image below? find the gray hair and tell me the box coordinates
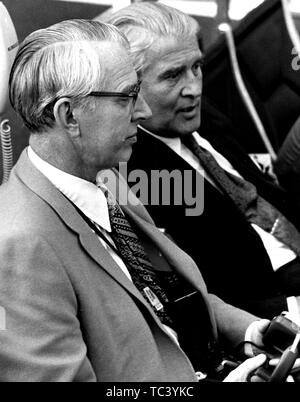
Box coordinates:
[101,2,200,73]
[9,19,130,133]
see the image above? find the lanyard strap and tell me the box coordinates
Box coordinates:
[69,199,124,260]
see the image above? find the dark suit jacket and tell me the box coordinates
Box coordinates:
[126,100,300,318]
[274,116,300,197]
[0,148,256,381]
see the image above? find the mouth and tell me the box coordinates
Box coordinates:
[178,102,200,118]
[125,133,138,144]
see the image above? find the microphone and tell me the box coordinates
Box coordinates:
[269,333,300,382]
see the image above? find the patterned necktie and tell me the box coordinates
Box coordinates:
[99,185,173,327]
[98,185,227,373]
[182,134,300,255]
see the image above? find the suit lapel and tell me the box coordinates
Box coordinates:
[138,124,261,186]
[123,205,218,334]
[204,132,259,179]
[136,126,279,217]
[99,167,156,225]
[123,205,203,288]
[104,167,216,326]
[105,166,202,287]
[15,149,218,336]
[13,149,167,327]
[136,126,227,201]
[137,127,193,172]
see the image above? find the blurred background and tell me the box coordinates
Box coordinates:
[4,1,299,48]
[1,0,300,181]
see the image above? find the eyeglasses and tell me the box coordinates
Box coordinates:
[88,80,141,107]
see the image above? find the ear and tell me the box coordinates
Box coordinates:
[53,97,80,137]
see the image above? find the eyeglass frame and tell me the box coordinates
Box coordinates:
[43,80,142,116]
[87,80,142,107]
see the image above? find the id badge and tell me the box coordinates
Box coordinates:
[143,287,164,311]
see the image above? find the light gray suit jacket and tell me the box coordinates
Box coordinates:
[0,148,257,382]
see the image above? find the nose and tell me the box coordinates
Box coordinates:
[181,71,202,98]
[131,93,152,122]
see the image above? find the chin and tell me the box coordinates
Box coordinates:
[119,148,133,164]
[178,117,201,136]
[179,124,200,137]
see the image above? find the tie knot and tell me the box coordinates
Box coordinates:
[98,183,112,201]
[182,134,213,160]
[181,134,199,153]
[97,183,124,219]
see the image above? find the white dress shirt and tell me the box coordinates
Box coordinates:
[143,128,297,272]
[28,146,133,280]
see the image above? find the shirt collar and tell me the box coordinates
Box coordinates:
[139,125,182,154]
[27,146,111,232]
[139,125,205,155]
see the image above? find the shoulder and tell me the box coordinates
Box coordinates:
[101,168,156,225]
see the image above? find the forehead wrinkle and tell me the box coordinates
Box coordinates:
[146,38,202,76]
[154,50,201,78]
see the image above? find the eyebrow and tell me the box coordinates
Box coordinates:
[159,56,204,79]
[159,66,184,79]
[120,80,140,94]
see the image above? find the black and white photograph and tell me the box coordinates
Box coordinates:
[1,0,300,387]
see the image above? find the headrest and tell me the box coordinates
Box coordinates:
[0,2,18,115]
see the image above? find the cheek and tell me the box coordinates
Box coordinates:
[150,94,177,118]
[96,117,126,146]
[142,84,176,114]
[107,123,129,151]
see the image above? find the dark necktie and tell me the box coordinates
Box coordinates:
[182,134,300,255]
[99,185,174,327]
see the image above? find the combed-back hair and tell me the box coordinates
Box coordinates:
[101,2,201,73]
[9,19,129,133]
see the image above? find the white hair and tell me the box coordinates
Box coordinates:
[9,19,129,133]
[101,2,201,73]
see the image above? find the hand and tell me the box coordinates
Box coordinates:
[269,357,300,369]
[244,319,270,356]
[268,357,300,382]
[223,354,267,382]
